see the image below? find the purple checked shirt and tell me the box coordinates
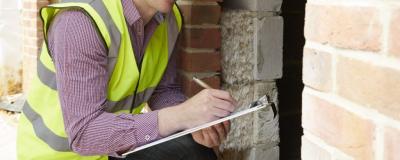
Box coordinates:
[47,0,186,156]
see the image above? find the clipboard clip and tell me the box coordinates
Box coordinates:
[249,95,278,118]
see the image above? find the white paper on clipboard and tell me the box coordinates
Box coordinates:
[122,95,270,157]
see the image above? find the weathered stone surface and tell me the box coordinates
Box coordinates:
[221,10,256,85]
[222,82,279,149]
[253,82,279,145]
[220,5,281,160]
[248,145,279,160]
[221,10,283,84]
[222,83,255,149]
[254,16,283,80]
[222,145,279,160]
[223,0,282,12]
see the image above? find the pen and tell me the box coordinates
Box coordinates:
[192,76,212,89]
[192,76,224,159]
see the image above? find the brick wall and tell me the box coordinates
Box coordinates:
[21,0,50,93]
[176,0,222,97]
[302,0,400,159]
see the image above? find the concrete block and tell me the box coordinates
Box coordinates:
[248,145,279,160]
[254,16,283,80]
[222,83,255,149]
[221,10,256,85]
[221,10,283,85]
[222,148,252,160]
[223,0,282,12]
[222,145,279,160]
[222,82,279,149]
[253,82,279,145]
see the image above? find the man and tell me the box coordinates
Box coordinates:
[17,0,237,159]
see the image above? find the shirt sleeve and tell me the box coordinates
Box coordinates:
[47,9,161,156]
[148,40,187,111]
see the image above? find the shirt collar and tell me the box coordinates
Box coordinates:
[121,0,164,26]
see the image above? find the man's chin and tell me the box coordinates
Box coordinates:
[158,7,173,14]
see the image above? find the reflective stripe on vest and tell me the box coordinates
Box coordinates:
[18,0,182,159]
[22,102,70,151]
[37,57,157,112]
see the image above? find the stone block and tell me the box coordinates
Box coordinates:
[223,0,282,12]
[254,16,283,80]
[222,145,279,160]
[221,10,283,84]
[221,10,256,85]
[222,83,255,149]
[253,82,279,145]
[248,145,279,160]
[222,81,279,149]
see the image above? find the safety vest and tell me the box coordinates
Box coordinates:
[17,0,182,159]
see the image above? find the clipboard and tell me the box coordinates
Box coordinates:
[122,95,272,157]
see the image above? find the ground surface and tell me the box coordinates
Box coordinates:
[0,110,19,160]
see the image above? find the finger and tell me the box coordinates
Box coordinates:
[210,107,231,118]
[211,97,235,112]
[212,123,226,142]
[201,129,214,147]
[223,120,230,133]
[209,89,238,105]
[191,130,204,145]
[205,127,220,146]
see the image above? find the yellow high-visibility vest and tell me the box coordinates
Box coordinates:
[17,0,182,159]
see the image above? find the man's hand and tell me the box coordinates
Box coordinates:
[192,121,230,147]
[179,89,237,128]
[158,89,237,137]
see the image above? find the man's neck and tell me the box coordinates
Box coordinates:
[132,0,157,24]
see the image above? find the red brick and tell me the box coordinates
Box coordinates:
[23,1,49,10]
[22,19,43,30]
[384,127,400,160]
[23,28,43,38]
[305,4,382,52]
[179,49,221,72]
[389,9,400,59]
[23,45,41,56]
[182,27,221,49]
[302,91,375,159]
[180,74,220,97]
[178,3,221,25]
[302,48,332,91]
[23,37,44,47]
[21,10,40,19]
[301,136,331,160]
[336,55,400,120]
